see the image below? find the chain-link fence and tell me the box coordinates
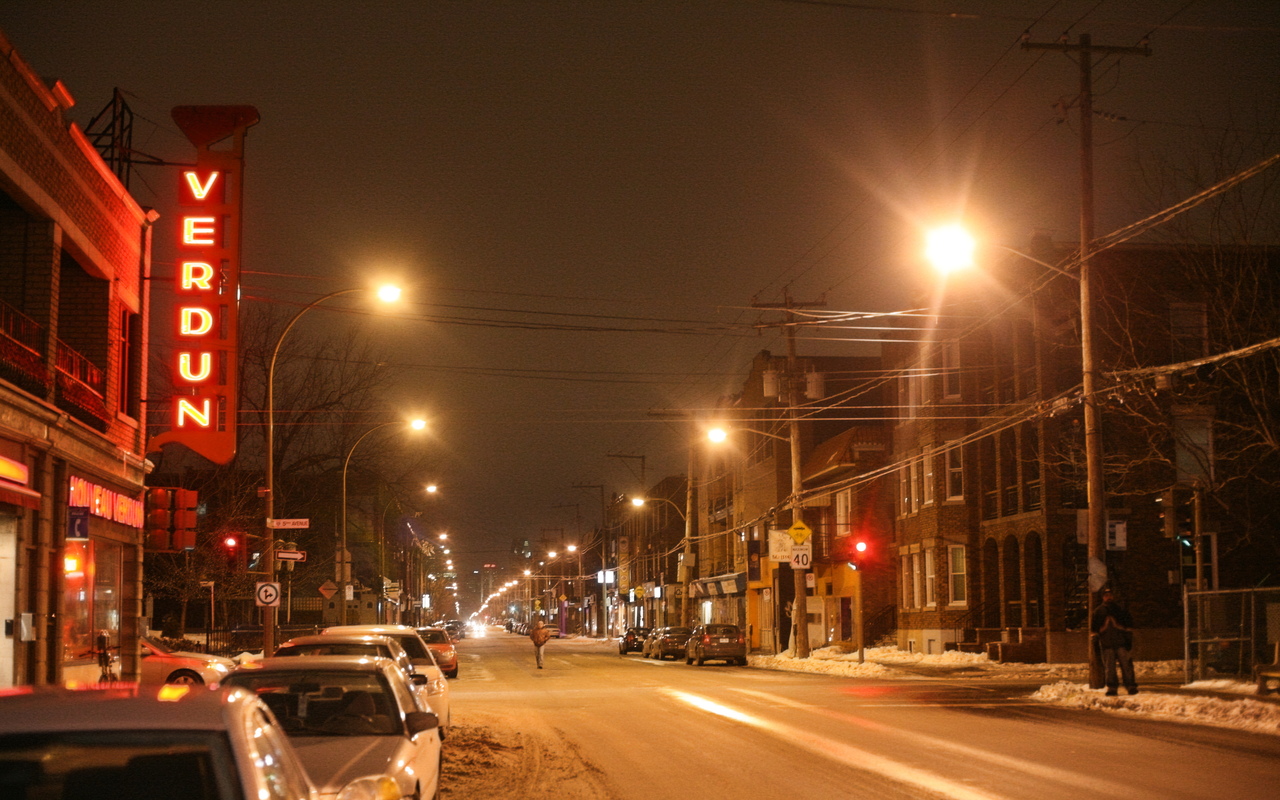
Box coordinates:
[1184,586,1280,683]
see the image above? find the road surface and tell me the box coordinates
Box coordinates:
[440,628,1280,799]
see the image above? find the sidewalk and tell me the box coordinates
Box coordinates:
[743,644,1280,736]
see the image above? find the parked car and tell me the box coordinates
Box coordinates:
[685,623,748,666]
[323,624,451,736]
[223,655,440,800]
[0,683,346,800]
[643,626,693,660]
[139,636,236,685]
[415,627,460,678]
[618,627,650,654]
[274,633,415,678]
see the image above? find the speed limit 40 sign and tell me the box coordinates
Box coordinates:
[790,542,813,570]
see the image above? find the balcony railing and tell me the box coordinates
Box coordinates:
[0,299,41,351]
[56,339,105,396]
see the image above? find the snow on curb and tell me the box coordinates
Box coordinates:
[1030,680,1280,736]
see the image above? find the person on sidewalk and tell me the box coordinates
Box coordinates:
[1091,587,1138,696]
[530,620,552,669]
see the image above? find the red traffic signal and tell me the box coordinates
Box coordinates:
[848,539,870,570]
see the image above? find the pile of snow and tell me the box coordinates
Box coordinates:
[1031,681,1280,735]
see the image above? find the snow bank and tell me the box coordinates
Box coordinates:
[1030,680,1280,735]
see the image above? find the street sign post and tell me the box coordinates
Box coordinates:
[267,518,309,529]
[255,582,281,607]
[790,542,813,570]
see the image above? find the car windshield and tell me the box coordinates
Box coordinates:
[705,625,739,636]
[665,628,692,636]
[222,670,401,737]
[387,634,432,661]
[139,636,176,655]
[274,643,387,659]
[0,731,231,800]
[417,629,451,644]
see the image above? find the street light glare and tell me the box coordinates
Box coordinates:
[707,427,728,443]
[377,284,402,302]
[425,483,438,493]
[926,225,976,274]
[631,497,645,507]
[410,418,427,430]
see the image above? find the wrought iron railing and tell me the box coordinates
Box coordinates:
[55,339,105,395]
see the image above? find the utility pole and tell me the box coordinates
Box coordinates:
[753,291,825,659]
[1023,33,1150,688]
[647,409,700,627]
[574,483,609,636]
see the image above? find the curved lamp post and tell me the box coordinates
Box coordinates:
[338,417,426,624]
[927,225,1105,688]
[262,284,400,653]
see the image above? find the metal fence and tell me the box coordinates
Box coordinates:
[1184,586,1280,683]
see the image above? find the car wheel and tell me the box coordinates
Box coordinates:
[695,654,704,666]
[685,655,693,665]
[166,670,203,685]
[446,669,458,679]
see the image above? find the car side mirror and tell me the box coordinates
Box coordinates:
[405,711,439,735]
[410,673,429,686]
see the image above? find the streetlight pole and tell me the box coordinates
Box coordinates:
[339,418,425,625]
[262,284,400,654]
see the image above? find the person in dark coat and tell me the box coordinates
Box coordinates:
[1091,587,1138,696]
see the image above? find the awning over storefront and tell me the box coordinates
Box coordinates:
[690,572,746,598]
[0,480,40,510]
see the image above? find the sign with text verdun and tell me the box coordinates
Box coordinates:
[149,106,258,464]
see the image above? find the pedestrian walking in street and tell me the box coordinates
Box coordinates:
[531,619,552,669]
[1091,587,1138,696]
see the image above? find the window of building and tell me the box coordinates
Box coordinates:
[924,548,937,607]
[911,552,923,608]
[946,443,964,500]
[899,466,912,516]
[909,456,920,513]
[948,545,968,605]
[941,339,961,399]
[922,448,935,506]
[901,556,911,609]
[62,537,123,668]
[834,490,852,537]
[1170,302,1208,363]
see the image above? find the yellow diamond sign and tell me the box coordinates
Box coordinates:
[788,520,812,544]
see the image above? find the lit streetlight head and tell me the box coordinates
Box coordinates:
[425,483,438,493]
[631,496,645,507]
[567,544,577,553]
[548,551,557,559]
[926,224,976,274]
[409,418,427,430]
[707,427,728,443]
[377,284,402,303]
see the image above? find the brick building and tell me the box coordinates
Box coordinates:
[0,31,152,685]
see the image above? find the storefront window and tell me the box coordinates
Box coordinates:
[61,538,123,665]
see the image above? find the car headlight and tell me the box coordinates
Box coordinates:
[208,661,231,673]
[336,775,400,800]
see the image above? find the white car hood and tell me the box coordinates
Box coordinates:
[290,735,411,796]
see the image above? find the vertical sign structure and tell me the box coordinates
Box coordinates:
[149,106,259,464]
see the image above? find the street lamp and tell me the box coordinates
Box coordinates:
[263,284,401,653]
[338,417,427,624]
[926,226,1105,688]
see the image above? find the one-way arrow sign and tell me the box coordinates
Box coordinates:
[275,550,307,562]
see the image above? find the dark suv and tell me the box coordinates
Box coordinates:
[618,627,650,654]
[685,623,747,666]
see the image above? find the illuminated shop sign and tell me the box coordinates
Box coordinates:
[149,105,258,465]
[69,475,144,528]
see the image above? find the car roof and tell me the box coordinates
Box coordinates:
[322,624,416,635]
[0,685,252,734]
[279,633,400,647]
[235,655,398,673]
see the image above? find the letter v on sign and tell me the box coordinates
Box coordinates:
[184,171,220,202]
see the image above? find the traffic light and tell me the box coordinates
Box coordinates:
[850,539,869,570]
[144,487,197,551]
[1162,487,1194,548]
[172,489,198,550]
[145,488,174,550]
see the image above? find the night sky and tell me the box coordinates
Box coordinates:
[4,2,1277,583]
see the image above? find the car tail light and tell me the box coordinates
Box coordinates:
[702,634,712,644]
[736,633,746,644]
